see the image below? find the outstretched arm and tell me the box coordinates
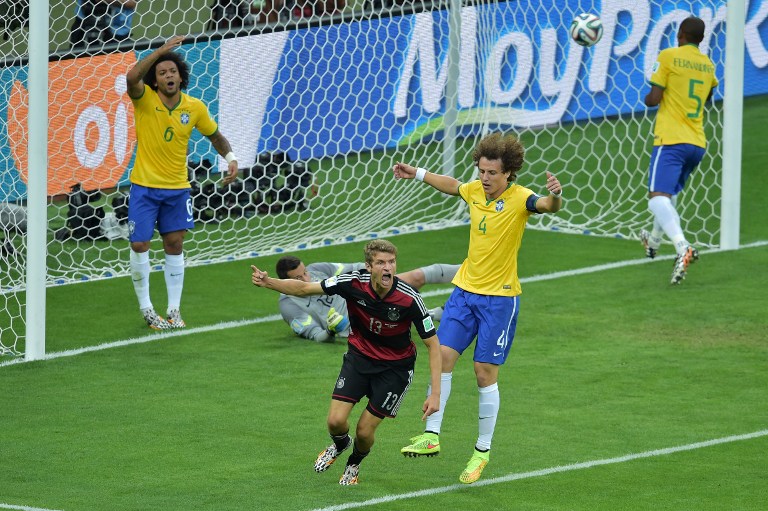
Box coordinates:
[125,35,185,99]
[534,171,563,213]
[251,265,324,296]
[392,162,462,197]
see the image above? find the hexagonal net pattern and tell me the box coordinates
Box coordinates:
[0,1,729,357]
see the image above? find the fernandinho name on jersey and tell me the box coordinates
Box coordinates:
[671,58,715,74]
[650,45,718,148]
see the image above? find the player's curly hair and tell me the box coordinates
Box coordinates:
[679,16,705,44]
[276,255,303,279]
[364,239,397,265]
[144,52,190,91]
[472,132,525,182]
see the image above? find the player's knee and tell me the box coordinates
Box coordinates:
[131,241,150,253]
[326,414,348,432]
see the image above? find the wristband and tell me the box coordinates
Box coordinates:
[225,152,237,164]
[415,167,428,182]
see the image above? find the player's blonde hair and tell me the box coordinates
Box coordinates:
[364,239,397,264]
[473,132,526,182]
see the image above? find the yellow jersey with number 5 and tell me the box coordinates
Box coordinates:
[130,85,218,189]
[649,44,718,148]
[453,180,536,297]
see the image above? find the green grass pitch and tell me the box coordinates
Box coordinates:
[0,95,766,510]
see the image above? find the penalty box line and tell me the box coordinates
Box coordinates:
[308,429,768,511]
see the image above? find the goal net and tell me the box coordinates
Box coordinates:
[1,0,754,358]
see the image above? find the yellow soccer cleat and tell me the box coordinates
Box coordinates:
[459,449,489,484]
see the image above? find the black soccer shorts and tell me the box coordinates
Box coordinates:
[331,350,416,419]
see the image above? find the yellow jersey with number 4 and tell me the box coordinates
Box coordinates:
[453,180,536,297]
[130,85,218,189]
[649,44,718,148]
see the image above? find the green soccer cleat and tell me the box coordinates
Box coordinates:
[400,432,440,457]
[459,449,489,484]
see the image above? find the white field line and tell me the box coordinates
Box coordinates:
[0,504,65,511]
[308,429,768,511]
[2,240,766,370]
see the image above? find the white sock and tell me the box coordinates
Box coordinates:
[164,253,185,312]
[130,250,152,311]
[649,218,663,249]
[648,196,688,254]
[420,264,461,284]
[476,383,499,451]
[425,372,453,435]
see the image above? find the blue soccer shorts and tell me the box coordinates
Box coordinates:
[437,288,520,365]
[127,184,194,242]
[648,143,706,195]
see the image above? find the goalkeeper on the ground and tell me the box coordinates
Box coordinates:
[275,257,459,342]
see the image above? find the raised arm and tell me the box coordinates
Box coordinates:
[125,35,185,99]
[533,171,563,213]
[392,162,462,196]
[251,265,324,296]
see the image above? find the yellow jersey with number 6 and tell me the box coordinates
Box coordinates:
[649,44,718,148]
[130,85,218,189]
[453,180,536,297]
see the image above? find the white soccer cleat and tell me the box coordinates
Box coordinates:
[671,246,699,284]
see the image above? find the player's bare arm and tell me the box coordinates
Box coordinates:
[534,171,563,213]
[251,265,323,296]
[392,162,461,196]
[421,334,442,420]
[644,84,664,107]
[207,131,239,185]
[125,35,185,99]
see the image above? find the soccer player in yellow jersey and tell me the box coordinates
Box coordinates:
[126,36,238,329]
[640,16,718,284]
[392,132,563,484]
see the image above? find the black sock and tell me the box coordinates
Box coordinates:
[331,432,351,452]
[346,439,370,466]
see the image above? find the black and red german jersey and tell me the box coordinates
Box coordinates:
[320,269,436,361]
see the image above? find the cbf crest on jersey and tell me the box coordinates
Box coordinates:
[180,112,190,125]
[387,307,400,321]
[495,199,505,212]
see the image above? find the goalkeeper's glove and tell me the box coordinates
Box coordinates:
[327,307,350,334]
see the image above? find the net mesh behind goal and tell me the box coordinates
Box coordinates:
[0,0,733,357]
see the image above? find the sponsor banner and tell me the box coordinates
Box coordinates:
[218,0,768,162]
[5,52,138,197]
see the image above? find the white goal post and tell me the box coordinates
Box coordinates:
[2,0,762,360]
